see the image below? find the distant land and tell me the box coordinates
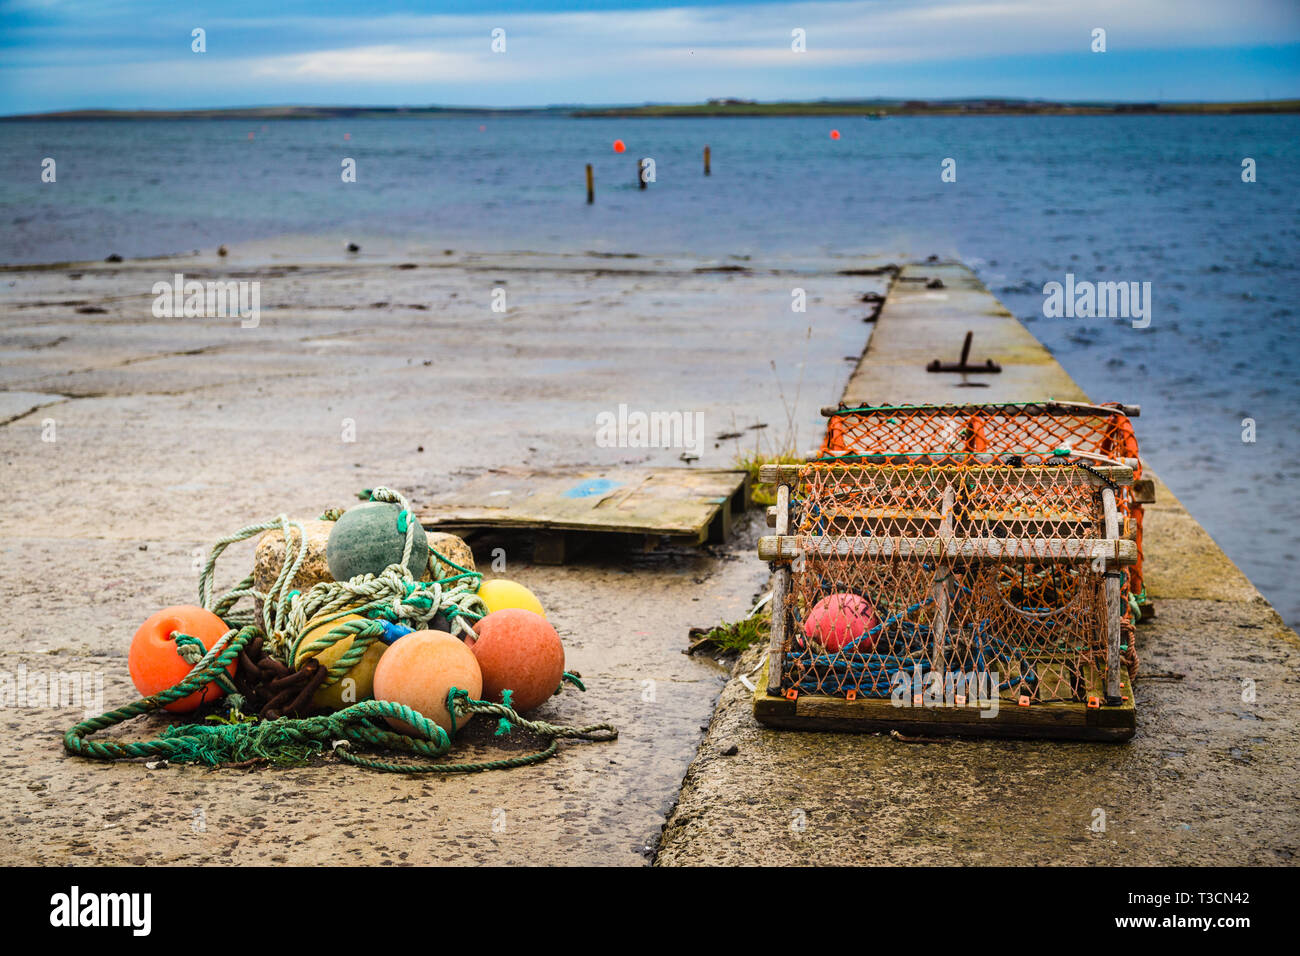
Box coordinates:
[4,97,1299,120]
[574,97,1300,117]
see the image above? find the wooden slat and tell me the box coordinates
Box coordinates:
[1102,487,1123,702]
[766,483,791,696]
[750,661,1135,741]
[757,534,1138,565]
[758,462,1134,487]
[930,482,955,679]
[1131,477,1156,504]
[766,568,789,697]
[820,400,1140,418]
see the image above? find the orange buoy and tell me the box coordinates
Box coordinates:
[830,129,840,140]
[613,139,626,153]
[372,630,482,736]
[127,606,236,712]
[468,609,564,713]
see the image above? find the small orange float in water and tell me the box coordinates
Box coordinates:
[128,605,235,712]
[468,609,565,713]
[372,630,482,736]
[613,139,626,153]
[344,132,351,141]
[830,129,840,140]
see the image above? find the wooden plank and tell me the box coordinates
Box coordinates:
[821,400,1140,418]
[1132,477,1157,503]
[533,531,567,565]
[1102,487,1123,702]
[758,462,1134,487]
[753,660,795,719]
[751,675,1135,741]
[767,569,790,697]
[416,467,749,540]
[930,482,955,678]
[758,534,1138,565]
[766,483,791,697]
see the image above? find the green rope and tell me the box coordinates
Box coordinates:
[195,487,488,668]
[66,489,617,774]
[63,623,618,774]
[173,633,240,696]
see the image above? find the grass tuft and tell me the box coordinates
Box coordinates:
[736,451,804,507]
[689,611,770,655]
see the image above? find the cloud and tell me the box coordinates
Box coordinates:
[248,45,523,83]
[2,0,1298,111]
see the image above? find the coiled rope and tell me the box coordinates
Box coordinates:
[62,490,618,773]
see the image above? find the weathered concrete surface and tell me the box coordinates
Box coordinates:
[657,263,1300,866]
[843,262,1089,406]
[0,243,889,865]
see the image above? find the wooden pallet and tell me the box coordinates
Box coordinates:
[415,466,751,564]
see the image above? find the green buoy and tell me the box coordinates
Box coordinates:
[327,502,427,582]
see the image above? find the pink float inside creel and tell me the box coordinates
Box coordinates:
[803,593,877,652]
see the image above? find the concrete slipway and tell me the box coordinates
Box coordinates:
[656,263,1300,866]
[0,248,1295,866]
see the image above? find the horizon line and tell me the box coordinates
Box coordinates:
[6,95,1300,121]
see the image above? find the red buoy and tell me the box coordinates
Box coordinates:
[613,139,626,153]
[468,609,565,713]
[804,593,876,652]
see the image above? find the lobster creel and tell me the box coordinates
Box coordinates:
[754,460,1137,740]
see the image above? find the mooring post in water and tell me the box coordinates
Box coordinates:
[638,158,648,189]
[586,163,594,204]
[704,145,711,176]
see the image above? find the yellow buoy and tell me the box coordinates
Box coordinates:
[476,578,546,618]
[294,612,387,711]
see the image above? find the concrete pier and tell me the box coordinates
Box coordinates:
[657,263,1300,866]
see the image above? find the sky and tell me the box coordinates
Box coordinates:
[1,0,1298,114]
